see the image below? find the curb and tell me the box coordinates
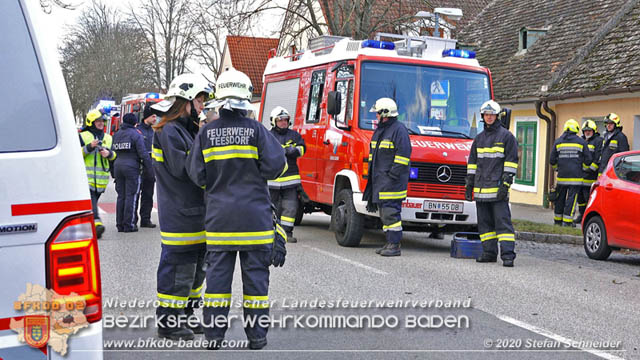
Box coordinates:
[516,231,582,246]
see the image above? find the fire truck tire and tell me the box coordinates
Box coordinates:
[332,189,364,247]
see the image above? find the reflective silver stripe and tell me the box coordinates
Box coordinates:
[268,179,301,187]
[204,293,232,307]
[503,167,517,174]
[280,219,294,227]
[86,174,110,180]
[476,153,505,158]
[474,192,498,199]
[556,180,583,185]
[467,169,476,174]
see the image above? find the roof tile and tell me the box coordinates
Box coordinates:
[226,36,279,97]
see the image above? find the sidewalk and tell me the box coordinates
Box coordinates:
[510,203,555,224]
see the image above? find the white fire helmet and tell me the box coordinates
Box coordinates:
[152,73,214,112]
[215,68,253,101]
[369,97,399,117]
[480,100,501,116]
[270,106,291,127]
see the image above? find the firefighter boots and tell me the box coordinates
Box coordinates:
[379,243,401,256]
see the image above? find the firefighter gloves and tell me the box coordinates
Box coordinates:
[465,175,474,202]
[271,223,287,267]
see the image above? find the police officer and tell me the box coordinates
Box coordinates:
[186,68,287,350]
[112,113,152,232]
[363,98,412,257]
[268,106,306,243]
[466,100,518,267]
[550,119,593,227]
[576,120,603,224]
[136,104,158,228]
[79,109,117,239]
[599,113,630,174]
[151,73,213,340]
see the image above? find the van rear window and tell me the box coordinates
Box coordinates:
[0,1,57,152]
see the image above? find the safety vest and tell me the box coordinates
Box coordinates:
[80,131,115,193]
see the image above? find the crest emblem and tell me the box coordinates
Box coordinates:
[24,315,49,348]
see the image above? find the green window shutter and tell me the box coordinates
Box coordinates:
[515,121,537,186]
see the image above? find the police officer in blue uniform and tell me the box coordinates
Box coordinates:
[186,68,287,350]
[136,104,158,228]
[112,113,152,232]
[151,73,213,340]
[550,119,593,227]
[466,100,519,267]
[268,106,306,243]
[363,98,412,257]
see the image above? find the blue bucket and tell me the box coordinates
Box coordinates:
[450,232,483,259]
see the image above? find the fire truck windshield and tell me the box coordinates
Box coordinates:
[359,62,491,139]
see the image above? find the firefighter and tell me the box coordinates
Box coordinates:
[112,113,151,232]
[136,104,158,228]
[576,120,603,224]
[550,119,593,227]
[150,73,213,340]
[79,109,116,239]
[268,106,306,243]
[466,100,518,267]
[363,98,412,257]
[599,113,629,174]
[186,68,287,350]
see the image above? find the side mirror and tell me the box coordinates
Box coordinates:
[499,108,512,129]
[327,91,342,116]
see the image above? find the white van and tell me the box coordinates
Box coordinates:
[0,0,103,359]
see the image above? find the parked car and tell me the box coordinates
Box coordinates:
[582,150,640,260]
[0,0,103,358]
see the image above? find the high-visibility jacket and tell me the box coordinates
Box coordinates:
[364,118,412,202]
[467,123,519,201]
[186,109,287,252]
[600,128,629,174]
[268,127,305,189]
[152,117,205,252]
[79,130,116,193]
[550,131,592,186]
[582,134,603,186]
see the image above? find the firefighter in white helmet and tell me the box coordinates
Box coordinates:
[268,106,306,243]
[550,119,592,227]
[363,97,412,257]
[186,68,287,350]
[466,100,519,267]
[150,73,214,340]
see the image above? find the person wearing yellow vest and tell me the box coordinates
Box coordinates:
[79,109,117,239]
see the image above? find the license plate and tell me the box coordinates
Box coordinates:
[423,200,463,213]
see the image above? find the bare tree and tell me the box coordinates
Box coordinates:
[190,0,268,77]
[59,0,156,119]
[128,0,198,89]
[40,0,80,14]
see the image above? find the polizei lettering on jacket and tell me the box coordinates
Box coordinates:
[0,223,37,235]
[112,142,132,150]
[207,127,255,146]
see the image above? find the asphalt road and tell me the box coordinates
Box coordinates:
[95,186,640,359]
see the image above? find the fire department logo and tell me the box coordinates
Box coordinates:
[24,315,50,348]
[436,165,452,183]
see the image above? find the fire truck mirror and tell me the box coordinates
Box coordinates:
[498,108,512,129]
[327,91,342,116]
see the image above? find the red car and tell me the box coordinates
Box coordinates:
[582,150,640,260]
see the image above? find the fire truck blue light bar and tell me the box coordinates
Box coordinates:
[361,40,395,50]
[442,49,476,59]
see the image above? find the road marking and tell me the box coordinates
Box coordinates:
[497,315,625,360]
[301,245,388,275]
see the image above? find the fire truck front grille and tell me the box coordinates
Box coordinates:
[409,162,467,186]
[407,183,465,199]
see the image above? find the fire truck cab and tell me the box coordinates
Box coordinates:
[260,35,494,246]
[117,92,163,133]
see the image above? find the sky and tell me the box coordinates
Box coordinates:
[40,0,286,80]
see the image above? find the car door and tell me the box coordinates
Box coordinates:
[603,153,640,247]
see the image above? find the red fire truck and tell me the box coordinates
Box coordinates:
[114,92,163,134]
[260,35,495,246]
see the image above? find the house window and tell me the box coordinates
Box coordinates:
[335,64,354,127]
[519,27,547,51]
[516,121,537,186]
[306,70,325,123]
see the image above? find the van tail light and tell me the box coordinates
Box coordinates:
[590,181,600,194]
[46,212,102,323]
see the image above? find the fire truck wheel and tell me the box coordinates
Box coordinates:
[332,189,364,247]
[294,198,304,226]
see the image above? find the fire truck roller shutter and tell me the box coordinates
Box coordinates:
[261,78,301,129]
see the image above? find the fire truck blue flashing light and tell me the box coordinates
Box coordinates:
[361,40,395,50]
[145,92,160,99]
[442,49,476,59]
[409,167,419,180]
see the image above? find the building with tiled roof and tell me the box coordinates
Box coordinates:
[219,36,279,103]
[458,0,640,207]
